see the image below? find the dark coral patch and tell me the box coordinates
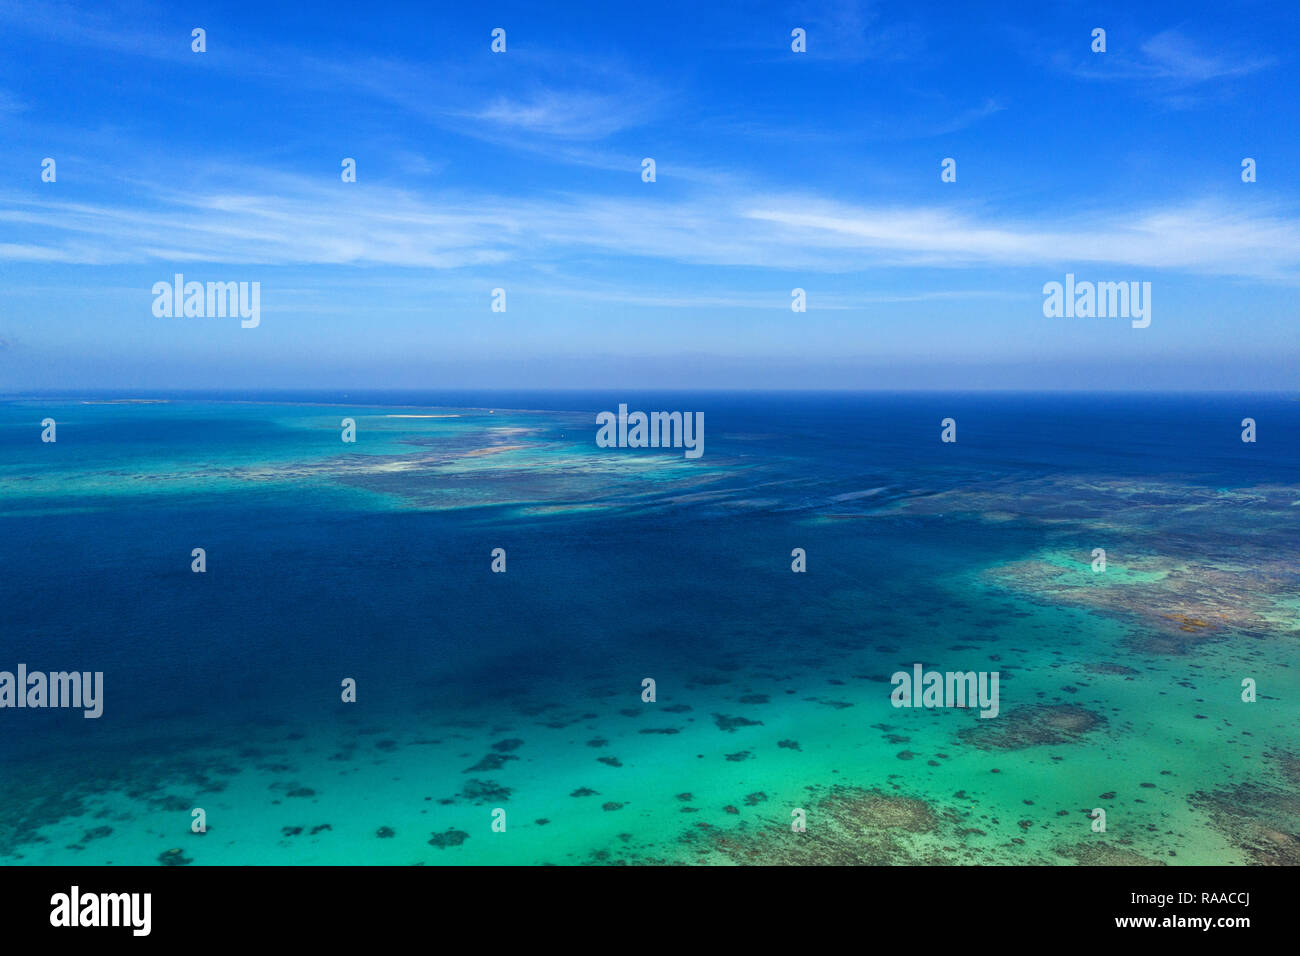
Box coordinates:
[713,714,763,733]
[463,753,518,773]
[428,829,470,849]
[461,779,512,804]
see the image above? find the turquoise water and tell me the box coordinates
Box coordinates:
[1,392,1297,865]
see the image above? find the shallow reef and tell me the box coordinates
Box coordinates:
[670,786,961,865]
[1054,842,1167,866]
[1189,752,1300,865]
[957,704,1105,751]
[878,475,1300,655]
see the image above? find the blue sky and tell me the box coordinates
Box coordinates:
[1,0,1297,390]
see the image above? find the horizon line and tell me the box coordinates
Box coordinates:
[5,388,1298,398]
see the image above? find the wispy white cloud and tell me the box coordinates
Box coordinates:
[787,0,925,63]
[1056,28,1275,105]
[3,171,1299,282]
[745,198,1300,279]
[706,94,1005,145]
[464,87,657,140]
[926,98,1006,136]
[1137,30,1275,83]
[0,2,662,145]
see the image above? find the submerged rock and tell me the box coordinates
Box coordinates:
[428,829,469,849]
[713,714,763,733]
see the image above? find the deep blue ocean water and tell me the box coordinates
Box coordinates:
[3,390,1297,741]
